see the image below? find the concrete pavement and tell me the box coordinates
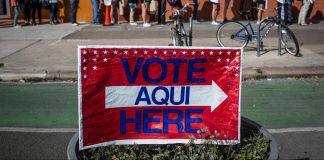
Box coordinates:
[1,21,324,81]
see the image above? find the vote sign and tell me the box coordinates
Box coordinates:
[78,46,242,150]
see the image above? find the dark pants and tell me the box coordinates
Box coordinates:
[70,0,79,23]
[50,2,58,22]
[158,0,166,24]
[277,2,288,25]
[24,1,31,22]
[192,0,198,20]
[31,2,42,23]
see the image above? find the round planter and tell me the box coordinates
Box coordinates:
[67,117,279,160]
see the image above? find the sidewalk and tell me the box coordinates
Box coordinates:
[1,21,324,81]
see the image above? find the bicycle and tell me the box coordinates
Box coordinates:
[163,3,194,46]
[216,7,299,56]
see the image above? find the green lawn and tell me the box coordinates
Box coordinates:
[0,79,323,128]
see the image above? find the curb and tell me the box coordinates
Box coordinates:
[1,67,324,81]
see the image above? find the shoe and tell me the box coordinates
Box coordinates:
[72,22,79,26]
[93,22,101,25]
[223,18,228,23]
[211,21,220,26]
[143,23,151,27]
[193,20,200,24]
[256,21,261,25]
[50,21,54,25]
[13,25,21,29]
[300,23,308,26]
[24,20,30,25]
[129,22,137,26]
[281,29,287,34]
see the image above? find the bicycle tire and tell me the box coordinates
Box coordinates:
[189,17,193,46]
[280,24,300,56]
[217,21,250,48]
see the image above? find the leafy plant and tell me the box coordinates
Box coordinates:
[81,130,269,160]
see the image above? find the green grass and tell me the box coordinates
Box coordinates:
[0,79,323,128]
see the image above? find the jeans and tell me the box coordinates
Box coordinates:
[91,0,99,23]
[50,2,58,22]
[277,2,288,24]
[71,0,79,23]
[13,5,21,26]
[24,1,31,22]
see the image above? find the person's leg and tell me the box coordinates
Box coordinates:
[277,2,282,22]
[31,3,36,24]
[192,0,198,21]
[37,2,42,23]
[91,0,99,23]
[141,1,150,26]
[53,2,58,23]
[24,1,30,24]
[257,3,264,23]
[300,0,310,25]
[110,2,116,24]
[284,3,288,24]
[13,5,20,26]
[70,0,77,23]
[129,4,136,24]
[223,0,230,22]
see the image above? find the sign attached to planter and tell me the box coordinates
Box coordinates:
[78,46,242,150]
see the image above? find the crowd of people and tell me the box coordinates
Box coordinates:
[10,0,315,28]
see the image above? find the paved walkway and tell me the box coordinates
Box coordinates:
[1,21,324,81]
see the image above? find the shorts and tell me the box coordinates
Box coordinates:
[210,0,219,3]
[140,0,151,3]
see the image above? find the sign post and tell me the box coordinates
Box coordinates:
[78,46,242,150]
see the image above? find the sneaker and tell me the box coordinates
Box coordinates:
[211,21,220,26]
[50,21,54,25]
[72,22,79,26]
[256,21,261,25]
[13,25,21,29]
[143,23,151,27]
[281,29,287,34]
[129,22,138,26]
[193,20,200,24]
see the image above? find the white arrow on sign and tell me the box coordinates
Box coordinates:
[105,80,228,112]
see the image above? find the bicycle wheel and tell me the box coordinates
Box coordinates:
[280,25,300,56]
[171,28,180,46]
[217,21,250,48]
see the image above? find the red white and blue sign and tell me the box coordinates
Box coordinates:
[78,46,242,150]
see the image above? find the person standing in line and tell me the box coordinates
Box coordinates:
[128,0,138,25]
[298,0,314,25]
[141,0,151,27]
[70,0,79,26]
[31,0,42,25]
[91,0,100,24]
[277,0,289,25]
[192,0,199,23]
[254,0,265,24]
[110,0,121,24]
[210,0,220,25]
[223,0,230,23]
[49,0,58,24]
[24,0,31,24]
[11,0,24,28]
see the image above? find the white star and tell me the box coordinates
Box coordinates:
[163,50,168,55]
[226,66,230,70]
[92,58,97,62]
[93,66,97,70]
[218,51,222,55]
[123,50,128,54]
[93,50,98,54]
[182,51,187,55]
[83,59,87,63]
[173,50,177,55]
[235,73,239,77]
[83,74,87,79]
[235,59,239,62]
[227,51,231,55]
[191,51,196,55]
[144,50,148,54]
[209,51,214,55]
[82,50,87,55]
[134,50,138,55]
[103,58,108,62]
[217,58,221,62]
[200,51,205,55]
[113,50,118,54]
[236,51,240,55]
[103,50,108,54]
[154,50,158,54]
[235,66,239,70]
[226,58,230,62]
[83,66,87,70]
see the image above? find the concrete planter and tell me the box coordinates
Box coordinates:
[67,117,279,160]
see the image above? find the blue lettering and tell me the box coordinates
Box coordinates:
[120,110,141,134]
[135,87,151,105]
[121,58,143,83]
[167,58,187,83]
[152,87,169,105]
[188,59,207,83]
[170,86,185,105]
[163,109,184,133]
[143,58,167,83]
[143,109,162,133]
[185,109,203,133]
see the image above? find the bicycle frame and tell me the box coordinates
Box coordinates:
[232,21,276,42]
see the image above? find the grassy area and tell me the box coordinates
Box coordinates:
[0,78,323,128]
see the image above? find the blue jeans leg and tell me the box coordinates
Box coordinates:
[50,3,58,22]
[91,0,99,23]
[71,0,79,23]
